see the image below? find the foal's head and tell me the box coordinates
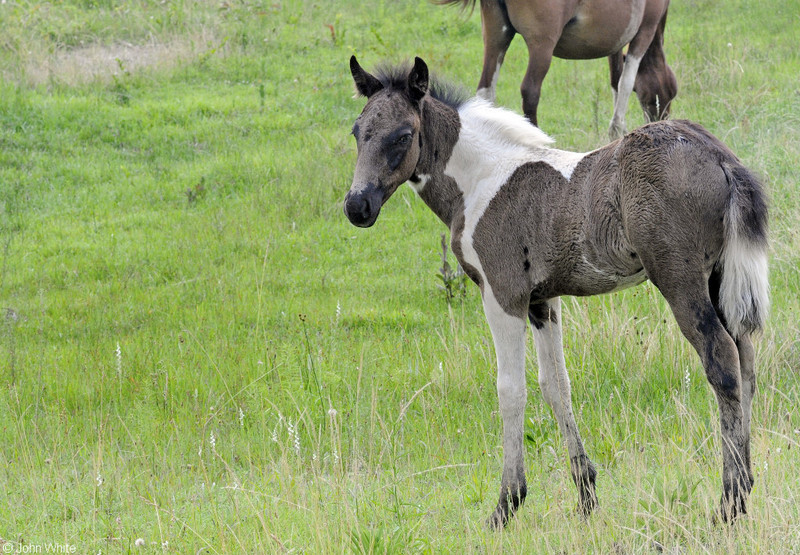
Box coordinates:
[344,56,429,227]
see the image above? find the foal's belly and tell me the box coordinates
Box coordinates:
[554,0,646,59]
[561,257,648,297]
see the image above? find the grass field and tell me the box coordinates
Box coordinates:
[1,0,799,552]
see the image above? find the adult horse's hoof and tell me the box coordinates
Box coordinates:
[608,121,626,141]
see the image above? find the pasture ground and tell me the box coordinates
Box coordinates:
[1,0,799,552]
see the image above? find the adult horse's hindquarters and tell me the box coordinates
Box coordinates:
[438,0,678,139]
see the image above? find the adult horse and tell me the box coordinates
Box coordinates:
[439,0,678,138]
[343,56,768,527]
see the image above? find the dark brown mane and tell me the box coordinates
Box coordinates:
[359,61,469,109]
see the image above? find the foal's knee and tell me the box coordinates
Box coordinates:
[497,374,527,410]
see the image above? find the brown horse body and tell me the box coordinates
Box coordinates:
[441,0,678,138]
[343,58,768,527]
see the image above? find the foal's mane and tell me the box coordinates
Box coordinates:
[461,97,555,150]
[364,61,470,110]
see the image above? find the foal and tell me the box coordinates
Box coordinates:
[343,57,768,527]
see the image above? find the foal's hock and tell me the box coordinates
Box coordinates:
[343,56,768,527]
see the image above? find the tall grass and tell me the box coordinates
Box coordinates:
[0,0,798,552]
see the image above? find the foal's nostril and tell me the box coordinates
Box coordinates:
[344,183,382,227]
[344,192,370,225]
[358,195,372,222]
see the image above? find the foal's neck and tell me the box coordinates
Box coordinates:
[410,97,463,228]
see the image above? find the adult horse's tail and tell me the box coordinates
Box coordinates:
[434,0,476,8]
[717,163,769,339]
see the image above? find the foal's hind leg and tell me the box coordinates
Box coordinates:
[735,333,756,493]
[657,278,753,521]
[530,299,598,516]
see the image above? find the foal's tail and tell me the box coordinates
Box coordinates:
[718,163,770,339]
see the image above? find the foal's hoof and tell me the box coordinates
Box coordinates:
[577,490,599,519]
[486,506,508,530]
[571,454,598,518]
[715,476,752,524]
[717,495,747,525]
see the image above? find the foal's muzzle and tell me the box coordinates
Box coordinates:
[344,183,383,228]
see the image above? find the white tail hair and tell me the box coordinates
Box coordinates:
[718,164,769,339]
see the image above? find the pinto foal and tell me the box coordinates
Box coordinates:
[343,57,768,527]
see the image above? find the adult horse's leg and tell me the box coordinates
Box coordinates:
[608,51,624,109]
[483,290,529,528]
[530,298,598,516]
[515,35,557,126]
[609,0,671,138]
[608,30,654,139]
[633,9,677,122]
[476,0,516,103]
[656,275,753,521]
[505,2,562,125]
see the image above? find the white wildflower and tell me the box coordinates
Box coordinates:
[134,538,145,547]
[115,342,122,380]
[287,419,300,456]
[238,406,245,428]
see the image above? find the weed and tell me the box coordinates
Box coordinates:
[436,233,468,303]
[185,178,206,205]
[110,57,131,105]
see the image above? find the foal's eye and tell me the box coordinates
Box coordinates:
[385,131,414,170]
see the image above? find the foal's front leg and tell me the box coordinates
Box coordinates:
[483,291,529,529]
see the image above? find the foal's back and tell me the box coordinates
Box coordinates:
[535,119,760,298]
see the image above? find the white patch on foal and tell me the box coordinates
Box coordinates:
[444,98,586,304]
[407,173,430,194]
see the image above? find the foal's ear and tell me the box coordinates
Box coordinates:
[408,57,429,106]
[350,56,383,98]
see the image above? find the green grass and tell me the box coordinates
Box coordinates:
[1,0,799,552]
